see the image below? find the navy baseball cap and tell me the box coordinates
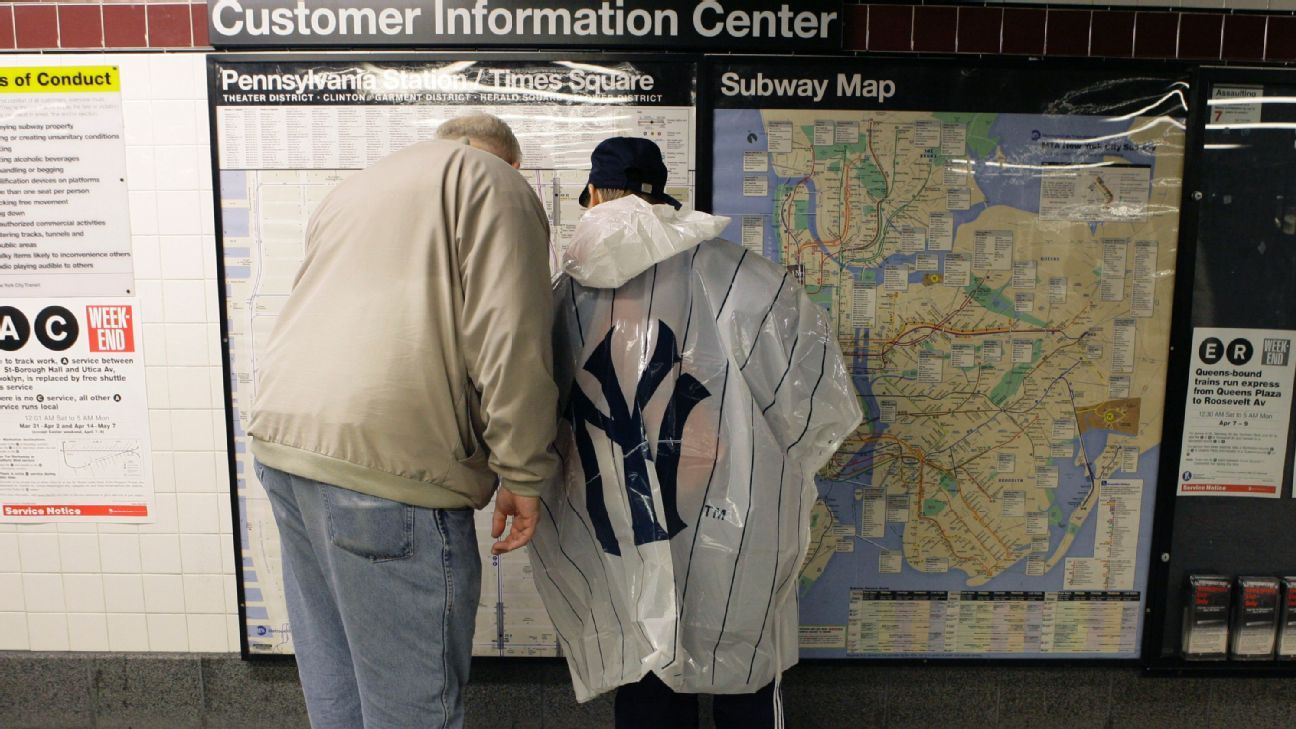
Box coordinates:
[578,137,682,209]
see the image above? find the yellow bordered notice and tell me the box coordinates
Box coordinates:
[0,66,120,93]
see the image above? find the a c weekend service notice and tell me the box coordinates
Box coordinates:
[0,299,153,522]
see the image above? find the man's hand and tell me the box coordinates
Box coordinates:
[492,488,539,555]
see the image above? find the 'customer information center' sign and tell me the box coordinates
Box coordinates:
[207,0,842,50]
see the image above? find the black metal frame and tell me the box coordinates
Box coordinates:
[701,54,1193,668]
[207,51,1293,668]
[206,51,704,660]
[1143,64,1296,676]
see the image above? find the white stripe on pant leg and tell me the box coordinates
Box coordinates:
[774,676,783,729]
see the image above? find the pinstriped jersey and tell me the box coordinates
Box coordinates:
[530,198,861,701]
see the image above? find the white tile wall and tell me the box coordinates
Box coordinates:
[152,453,178,494]
[4,53,234,653]
[147,613,191,652]
[160,235,207,280]
[63,575,107,613]
[170,408,215,451]
[128,190,159,236]
[0,535,19,572]
[188,613,229,652]
[142,493,180,535]
[0,613,30,650]
[139,534,183,574]
[162,280,209,323]
[18,533,61,572]
[180,534,223,575]
[142,574,187,613]
[0,574,24,612]
[177,494,220,534]
[56,522,99,535]
[67,613,111,651]
[106,612,150,651]
[99,534,143,574]
[183,574,226,614]
[22,574,67,612]
[142,323,169,366]
[57,534,102,573]
[28,613,71,651]
[103,574,146,613]
[174,452,217,493]
[145,366,171,409]
[169,367,214,409]
[165,323,211,367]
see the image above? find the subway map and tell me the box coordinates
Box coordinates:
[211,58,695,656]
[712,66,1186,657]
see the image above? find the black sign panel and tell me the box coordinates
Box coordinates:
[1147,68,1296,671]
[208,0,842,50]
[710,59,1189,115]
[210,58,695,107]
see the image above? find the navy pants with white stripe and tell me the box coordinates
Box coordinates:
[614,672,781,729]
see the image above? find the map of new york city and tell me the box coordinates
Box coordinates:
[715,106,1183,656]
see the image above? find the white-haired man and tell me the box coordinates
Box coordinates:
[249,114,557,729]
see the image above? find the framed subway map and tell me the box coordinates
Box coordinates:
[710,60,1189,658]
[210,54,697,657]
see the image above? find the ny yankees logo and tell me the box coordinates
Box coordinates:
[568,321,711,556]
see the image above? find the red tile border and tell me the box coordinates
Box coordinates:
[13,4,56,48]
[1222,13,1266,62]
[1090,11,1134,59]
[58,4,102,48]
[956,6,1001,55]
[1178,13,1223,60]
[1045,9,1091,58]
[1002,8,1045,56]
[146,2,190,47]
[1134,12,1179,60]
[191,1,208,47]
[843,3,866,51]
[867,4,912,53]
[0,2,1280,62]
[103,3,145,47]
[913,5,957,54]
[1267,15,1296,62]
[0,5,15,50]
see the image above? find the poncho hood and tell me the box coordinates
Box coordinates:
[561,195,732,289]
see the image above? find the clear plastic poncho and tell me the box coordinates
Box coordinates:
[531,196,862,701]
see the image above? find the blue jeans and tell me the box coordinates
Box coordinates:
[257,461,481,729]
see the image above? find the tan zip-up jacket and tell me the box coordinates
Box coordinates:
[248,140,559,509]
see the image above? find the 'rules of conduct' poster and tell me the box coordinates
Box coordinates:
[0,66,133,298]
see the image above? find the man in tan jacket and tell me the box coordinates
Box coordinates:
[249,114,557,729]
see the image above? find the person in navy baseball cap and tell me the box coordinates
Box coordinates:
[537,129,861,729]
[578,136,682,210]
